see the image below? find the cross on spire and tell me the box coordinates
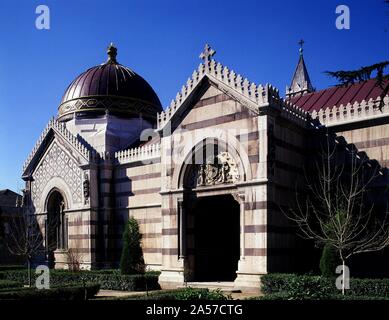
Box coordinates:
[199,43,216,63]
[298,39,305,55]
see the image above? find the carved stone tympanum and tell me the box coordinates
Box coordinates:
[191,152,240,187]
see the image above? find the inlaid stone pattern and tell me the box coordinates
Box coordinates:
[32,142,83,206]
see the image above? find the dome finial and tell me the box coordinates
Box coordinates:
[106,43,118,64]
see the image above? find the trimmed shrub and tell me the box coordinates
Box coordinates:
[269,274,335,300]
[249,293,389,301]
[2,269,160,291]
[172,288,230,300]
[246,292,291,300]
[261,273,389,299]
[349,278,389,297]
[120,217,145,275]
[124,287,231,300]
[261,273,295,295]
[0,283,100,300]
[0,265,25,272]
[0,266,26,280]
[0,280,22,289]
[319,244,341,277]
[329,294,389,300]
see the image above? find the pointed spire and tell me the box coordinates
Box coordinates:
[286,39,314,98]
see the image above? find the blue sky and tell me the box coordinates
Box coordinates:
[0,0,388,192]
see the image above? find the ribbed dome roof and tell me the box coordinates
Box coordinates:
[58,44,162,121]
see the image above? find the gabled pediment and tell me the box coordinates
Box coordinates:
[156,44,283,133]
[22,118,95,179]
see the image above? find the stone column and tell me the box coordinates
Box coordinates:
[178,199,186,259]
[158,194,185,288]
[233,192,246,260]
[233,188,268,292]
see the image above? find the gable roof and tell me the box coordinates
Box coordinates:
[288,78,389,113]
[22,118,95,179]
[156,44,289,132]
[0,189,21,209]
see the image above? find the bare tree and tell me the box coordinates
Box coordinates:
[66,247,84,272]
[5,190,58,287]
[285,131,389,294]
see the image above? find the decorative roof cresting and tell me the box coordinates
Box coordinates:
[157,43,311,130]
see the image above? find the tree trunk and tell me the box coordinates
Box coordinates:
[27,258,32,288]
[342,259,345,296]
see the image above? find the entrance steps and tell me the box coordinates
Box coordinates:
[177,281,241,293]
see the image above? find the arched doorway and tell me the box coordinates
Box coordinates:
[190,194,240,281]
[46,190,67,267]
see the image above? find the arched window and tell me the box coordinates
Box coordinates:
[46,190,68,251]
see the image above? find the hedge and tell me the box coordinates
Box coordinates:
[0,283,100,300]
[248,293,389,301]
[0,280,22,289]
[0,265,25,272]
[261,274,336,297]
[261,273,389,299]
[120,287,231,300]
[1,270,160,291]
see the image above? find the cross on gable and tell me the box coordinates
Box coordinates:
[199,43,216,62]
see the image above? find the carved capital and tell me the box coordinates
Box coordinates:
[232,192,245,204]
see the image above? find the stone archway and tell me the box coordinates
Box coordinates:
[46,189,67,268]
[173,132,252,190]
[159,137,252,288]
[189,194,240,281]
[175,139,244,282]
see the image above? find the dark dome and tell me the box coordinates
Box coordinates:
[58,44,162,121]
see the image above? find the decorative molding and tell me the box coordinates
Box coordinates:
[310,96,389,127]
[281,100,311,126]
[58,95,160,121]
[115,143,161,164]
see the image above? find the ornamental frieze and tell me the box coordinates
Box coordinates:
[58,96,160,120]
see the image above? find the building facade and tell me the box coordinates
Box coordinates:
[0,189,23,264]
[22,44,389,291]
